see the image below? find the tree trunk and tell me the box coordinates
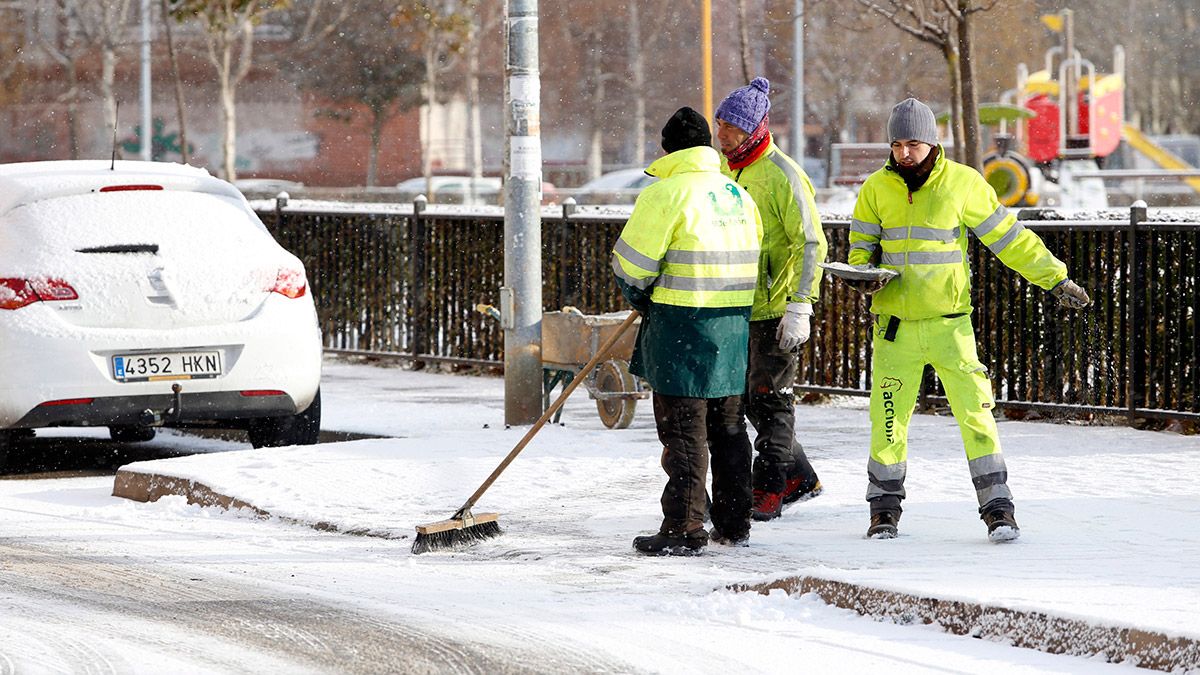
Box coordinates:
[218,34,237,181]
[422,40,437,200]
[100,47,117,150]
[737,0,752,84]
[957,2,981,172]
[587,37,605,181]
[467,16,482,195]
[161,0,188,163]
[368,106,383,187]
[628,1,646,167]
[943,42,964,163]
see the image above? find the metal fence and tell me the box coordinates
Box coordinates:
[259,202,1199,422]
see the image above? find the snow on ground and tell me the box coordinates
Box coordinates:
[4,357,1199,672]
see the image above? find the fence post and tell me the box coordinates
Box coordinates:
[560,197,580,308]
[1128,200,1147,422]
[410,195,429,369]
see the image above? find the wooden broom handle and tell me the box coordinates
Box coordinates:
[455,310,641,516]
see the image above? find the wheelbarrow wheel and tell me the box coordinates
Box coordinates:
[595,359,637,429]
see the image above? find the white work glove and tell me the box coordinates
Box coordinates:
[1051,279,1091,309]
[776,302,813,352]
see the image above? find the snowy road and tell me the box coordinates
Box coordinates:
[0,479,627,674]
[1,433,621,673]
[1,359,1195,673]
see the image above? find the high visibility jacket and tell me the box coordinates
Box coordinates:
[722,141,827,320]
[613,146,763,309]
[849,148,1068,320]
[611,145,763,398]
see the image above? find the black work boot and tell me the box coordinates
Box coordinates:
[866,511,901,539]
[632,530,708,556]
[981,508,1020,542]
[709,527,750,547]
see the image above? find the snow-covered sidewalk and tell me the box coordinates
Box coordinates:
[97,359,1200,669]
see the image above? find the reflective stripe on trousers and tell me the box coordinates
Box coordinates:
[865,314,1013,507]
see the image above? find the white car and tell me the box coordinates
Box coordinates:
[572,168,658,204]
[0,161,322,470]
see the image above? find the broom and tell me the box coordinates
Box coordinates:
[411,310,641,554]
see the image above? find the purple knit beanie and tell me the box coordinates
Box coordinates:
[715,77,771,134]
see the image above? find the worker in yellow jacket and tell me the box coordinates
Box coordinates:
[847,98,1092,542]
[613,107,763,555]
[716,77,827,521]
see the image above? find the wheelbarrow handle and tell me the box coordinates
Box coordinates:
[455,310,640,515]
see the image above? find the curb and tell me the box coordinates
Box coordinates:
[112,468,405,539]
[729,575,1199,671]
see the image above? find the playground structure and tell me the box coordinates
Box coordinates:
[983,9,1200,208]
[980,9,1121,208]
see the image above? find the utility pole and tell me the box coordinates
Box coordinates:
[790,0,803,162]
[140,0,152,161]
[701,0,712,124]
[502,0,543,425]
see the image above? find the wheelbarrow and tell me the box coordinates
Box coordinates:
[476,305,648,429]
[541,308,648,429]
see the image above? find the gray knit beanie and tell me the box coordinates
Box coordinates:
[888,98,939,146]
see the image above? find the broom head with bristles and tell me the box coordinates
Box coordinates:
[411,511,502,554]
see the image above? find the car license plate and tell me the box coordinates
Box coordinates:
[112,351,222,382]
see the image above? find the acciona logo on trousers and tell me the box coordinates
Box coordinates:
[879,378,903,443]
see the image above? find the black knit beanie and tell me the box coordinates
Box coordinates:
[661,107,712,153]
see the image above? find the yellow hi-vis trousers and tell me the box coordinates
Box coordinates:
[866,314,1013,509]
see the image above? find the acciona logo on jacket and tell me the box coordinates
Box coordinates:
[879,377,903,443]
[709,183,746,227]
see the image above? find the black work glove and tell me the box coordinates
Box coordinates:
[1051,279,1091,309]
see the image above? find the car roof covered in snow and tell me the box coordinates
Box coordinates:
[0,160,245,216]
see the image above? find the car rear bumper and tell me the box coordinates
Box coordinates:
[0,297,321,429]
[12,391,298,428]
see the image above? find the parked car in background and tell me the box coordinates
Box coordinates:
[234,178,305,199]
[0,161,322,472]
[395,175,559,206]
[571,168,657,205]
[396,175,500,205]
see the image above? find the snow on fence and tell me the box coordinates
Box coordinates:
[257,201,1199,424]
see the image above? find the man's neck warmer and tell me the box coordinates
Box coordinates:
[724,118,771,170]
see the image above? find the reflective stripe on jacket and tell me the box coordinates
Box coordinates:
[612,146,763,309]
[848,147,1068,320]
[723,141,828,319]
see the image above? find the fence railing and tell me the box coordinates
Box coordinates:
[258,201,1199,422]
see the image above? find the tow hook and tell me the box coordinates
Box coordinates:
[138,383,184,427]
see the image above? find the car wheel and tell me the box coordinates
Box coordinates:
[109,425,157,443]
[247,389,321,449]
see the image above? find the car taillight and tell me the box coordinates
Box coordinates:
[0,278,78,310]
[270,268,307,299]
[99,184,163,192]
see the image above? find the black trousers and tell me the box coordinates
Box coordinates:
[652,392,752,538]
[746,318,818,493]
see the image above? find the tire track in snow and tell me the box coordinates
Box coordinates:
[0,539,622,673]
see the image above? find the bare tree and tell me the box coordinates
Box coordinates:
[33,0,85,158]
[168,0,288,180]
[394,1,471,197]
[627,1,646,166]
[290,0,423,186]
[851,0,999,171]
[71,0,134,151]
[464,2,501,191]
[851,0,965,161]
